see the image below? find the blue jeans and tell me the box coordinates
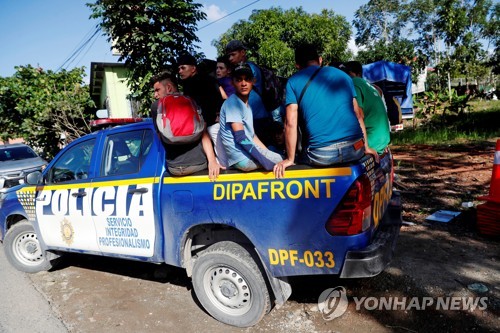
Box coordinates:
[303,139,365,166]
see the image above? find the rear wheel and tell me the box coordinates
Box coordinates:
[192,241,271,327]
[4,220,54,273]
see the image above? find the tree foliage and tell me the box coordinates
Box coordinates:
[356,39,416,65]
[484,2,500,74]
[0,66,95,158]
[353,0,428,80]
[213,7,352,77]
[88,0,206,113]
[353,0,497,92]
[353,0,406,46]
[404,0,443,64]
[432,0,494,89]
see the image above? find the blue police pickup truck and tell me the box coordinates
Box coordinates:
[0,118,401,327]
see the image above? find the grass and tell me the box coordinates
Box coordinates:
[391,100,500,145]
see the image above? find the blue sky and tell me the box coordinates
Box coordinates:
[0,0,366,80]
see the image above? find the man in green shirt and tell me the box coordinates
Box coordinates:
[342,61,391,159]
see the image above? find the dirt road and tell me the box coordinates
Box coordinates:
[5,142,500,332]
[0,247,67,333]
[24,226,499,333]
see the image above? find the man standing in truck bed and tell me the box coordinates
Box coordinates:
[274,44,373,178]
[342,61,391,158]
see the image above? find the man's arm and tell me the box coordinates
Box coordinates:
[219,86,228,100]
[353,98,379,162]
[230,122,276,171]
[201,129,224,181]
[273,103,298,178]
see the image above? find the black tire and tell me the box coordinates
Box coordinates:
[192,241,271,327]
[4,220,54,273]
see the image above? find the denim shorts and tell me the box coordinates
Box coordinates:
[303,139,365,166]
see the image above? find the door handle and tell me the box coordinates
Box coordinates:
[72,191,87,197]
[128,187,148,194]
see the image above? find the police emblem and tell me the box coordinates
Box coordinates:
[60,218,74,246]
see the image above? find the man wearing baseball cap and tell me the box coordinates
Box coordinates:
[218,63,282,171]
[225,40,273,144]
[225,40,247,55]
[176,53,224,134]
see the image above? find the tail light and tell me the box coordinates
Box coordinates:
[325,175,372,236]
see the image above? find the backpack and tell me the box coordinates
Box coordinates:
[256,65,285,112]
[156,94,205,145]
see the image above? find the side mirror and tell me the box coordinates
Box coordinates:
[26,171,43,185]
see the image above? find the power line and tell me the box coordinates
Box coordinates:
[57,0,261,70]
[198,0,261,30]
[57,27,101,71]
[63,27,97,62]
[71,29,101,69]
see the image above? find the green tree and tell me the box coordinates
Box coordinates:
[355,39,416,65]
[352,0,425,76]
[356,0,497,92]
[0,66,95,158]
[213,7,352,77]
[484,2,500,74]
[353,0,406,46]
[434,0,493,93]
[88,0,206,114]
[404,0,444,67]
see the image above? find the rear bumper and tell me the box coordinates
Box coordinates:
[340,191,402,278]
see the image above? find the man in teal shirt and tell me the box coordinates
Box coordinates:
[343,61,391,158]
[274,45,370,179]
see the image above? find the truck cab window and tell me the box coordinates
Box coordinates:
[48,139,95,184]
[102,130,151,177]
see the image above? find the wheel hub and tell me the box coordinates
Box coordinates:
[15,232,43,263]
[219,280,238,298]
[26,241,38,254]
[209,267,251,311]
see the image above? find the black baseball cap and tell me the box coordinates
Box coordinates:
[232,63,254,79]
[177,54,197,66]
[225,40,247,54]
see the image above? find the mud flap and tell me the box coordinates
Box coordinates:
[256,249,292,307]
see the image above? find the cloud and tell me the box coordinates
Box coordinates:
[348,38,358,56]
[203,4,227,21]
[348,37,365,56]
